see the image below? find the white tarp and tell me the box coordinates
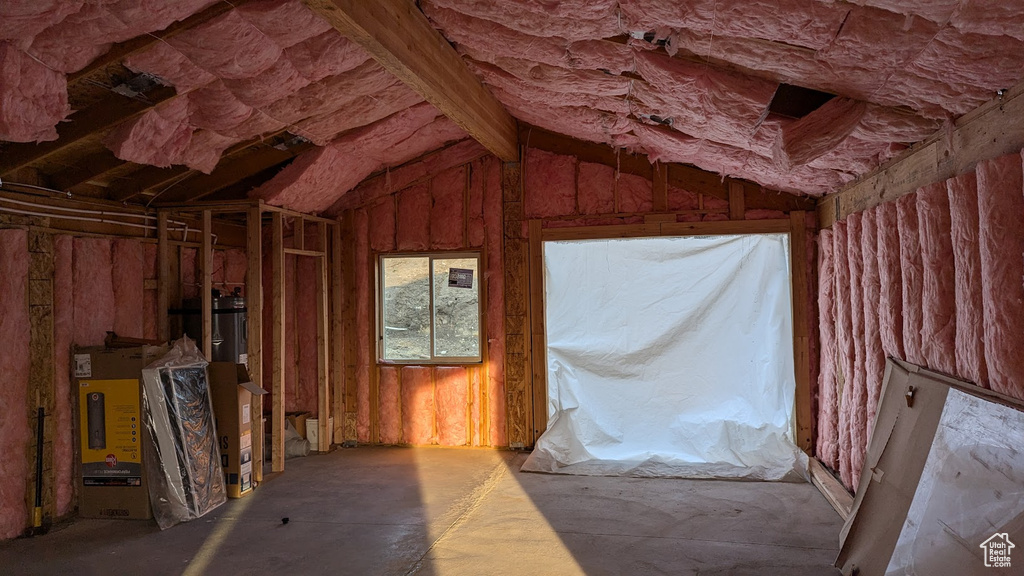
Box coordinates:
[521,234,807,481]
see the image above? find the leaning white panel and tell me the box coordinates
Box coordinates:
[522,234,807,481]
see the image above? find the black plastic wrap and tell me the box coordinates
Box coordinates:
[142,337,226,529]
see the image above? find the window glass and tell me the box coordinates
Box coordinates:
[432,258,480,358]
[381,256,430,361]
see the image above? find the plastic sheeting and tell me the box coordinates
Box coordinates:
[523,234,807,480]
[142,337,226,530]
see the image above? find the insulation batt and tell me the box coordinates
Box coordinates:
[430,165,467,249]
[617,173,654,213]
[53,236,75,516]
[846,214,868,491]
[0,230,30,540]
[896,193,924,365]
[875,201,904,359]
[354,209,370,442]
[916,182,957,376]
[946,172,988,386]
[467,157,486,248]
[0,42,69,142]
[401,367,436,445]
[977,153,1024,399]
[816,229,840,469]
[832,222,856,488]
[378,367,401,444]
[859,209,885,432]
[577,163,617,215]
[111,239,145,339]
[297,256,318,414]
[72,238,116,346]
[369,199,396,253]
[396,184,431,251]
[436,367,469,446]
[524,148,577,218]
[425,0,619,41]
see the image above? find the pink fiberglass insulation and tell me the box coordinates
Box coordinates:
[104,97,193,168]
[401,367,436,445]
[946,171,988,387]
[896,193,925,365]
[846,213,868,491]
[0,42,69,142]
[668,185,700,212]
[977,153,1024,400]
[617,172,654,214]
[875,201,905,360]
[435,367,469,446]
[378,367,401,444]
[369,199,396,253]
[916,182,957,376]
[0,1,83,42]
[744,209,787,220]
[396,184,431,251]
[143,244,158,340]
[483,156,507,446]
[284,255,297,412]
[430,165,467,249]
[426,0,618,41]
[355,210,371,441]
[0,229,30,539]
[860,208,886,433]
[53,236,74,516]
[252,104,466,214]
[525,148,577,218]
[467,157,486,248]
[73,238,115,347]
[470,369,482,446]
[181,247,198,300]
[832,222,856,489]
[111,239,144,339]
[124,41,216,92]
[337,139,486,213]
[816,229,839,470]
[577,162,616,215]
[223,248,247,290]
[773,98,867,170]
[297,256,318,414]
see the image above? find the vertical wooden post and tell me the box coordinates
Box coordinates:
[271,212,286,472]
[527,220,547,444]
[245,204,264,482]
[790,210,813,452]
[316,223,331,451]
[729,181,746,220]
[26,231,55,526]
[201,210,213,359]
[330,223,344,445]
[294,217,305,250]
[502,159,531,448]
[652,162,669,212]
[342,211,358,441]
[156,211,170,342]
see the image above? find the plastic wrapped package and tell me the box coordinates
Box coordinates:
[142,337,226,530]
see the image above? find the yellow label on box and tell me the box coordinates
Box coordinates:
[79,379,143,486]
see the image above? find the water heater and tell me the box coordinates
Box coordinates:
[180,296,247,364]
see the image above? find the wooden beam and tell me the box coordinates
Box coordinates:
[502,160,531,448]
[316,223,331,452]
[271,212,286,472]
[48,151,126,192]
[652,162,668,212]
[201,210,213,359]
[819,78,1024,227]
[330,223,344,445]
[245,204,264,482]
[0,87,178,178]
[528,220,547,444]
[809,459,853,520]
[789,211,813,452]
[156,212,170,342]
[728,181,746,220]
[302,0,519,161]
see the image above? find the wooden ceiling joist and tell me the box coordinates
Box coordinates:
[302,0,519,162]
[0,85,177,179]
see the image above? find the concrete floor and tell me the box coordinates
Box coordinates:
[0,447,843,575]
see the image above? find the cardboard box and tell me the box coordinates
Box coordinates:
[286,411,311,439]
[209,362,267,499]
[74,345,167,520]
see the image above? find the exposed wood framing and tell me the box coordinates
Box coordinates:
[810,458,853,520]
[527,220,547,444]
[316,223,332,451]
[271,211,286,472]
[342,211,358,440]
[789,211,813,452]
[728,181,746,220]
[26,232,56,528]
[501,160,531,448]
[540,219,790,242]
[200,210,213,359]
[819,78,1024,227]
[302,0,519,161]
[331,224,345,444]
[245,205,264,482]
[0,87,178,179]
[156,212,170,342]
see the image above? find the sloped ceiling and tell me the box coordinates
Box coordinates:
[2,0,1023,213]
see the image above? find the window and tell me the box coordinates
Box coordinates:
[378,253,482,363]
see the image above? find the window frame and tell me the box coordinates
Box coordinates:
[376,251,484,365]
